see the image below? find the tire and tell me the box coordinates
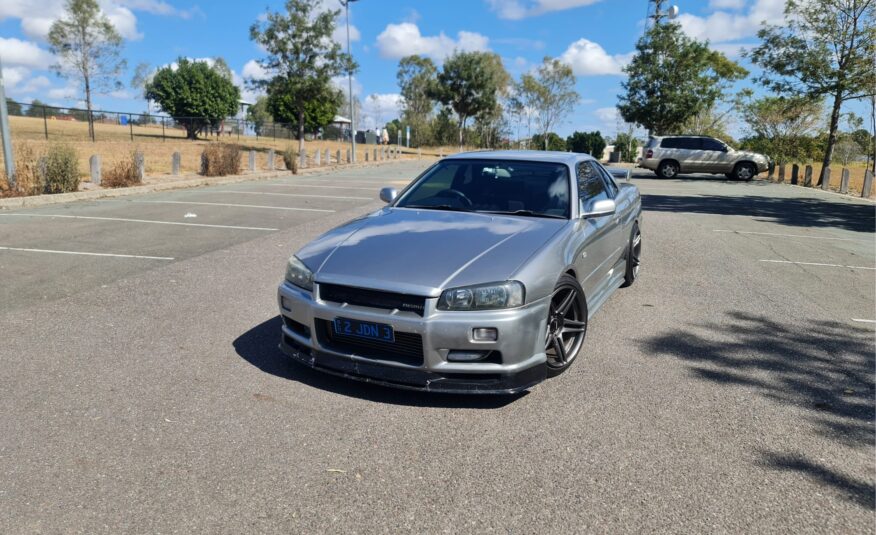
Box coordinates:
[656,160,679,179]
[545,274,588,377]
[621,223,641,288]
[732,162,756,181]
[725,172,734,180]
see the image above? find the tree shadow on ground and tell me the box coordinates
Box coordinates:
[641,311,875,508]
[642,193,876,233]
[233,316,524,409]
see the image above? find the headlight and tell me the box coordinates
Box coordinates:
[438,281,525,311]
[285,255,313,291]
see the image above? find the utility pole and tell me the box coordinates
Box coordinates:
[340,0,359,163]
[0,56,15,187]
[647,0,679,26]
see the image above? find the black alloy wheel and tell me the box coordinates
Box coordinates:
[622,223,641,287]
[545,274,588,377]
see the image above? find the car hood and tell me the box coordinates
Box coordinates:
[297,207,566,296]
[735,150,767,160]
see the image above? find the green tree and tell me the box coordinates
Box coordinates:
[567,131,606,158]
[246,96,272,136]
[145,57,241,139]
[48,0,126,140]
[739,95,823,164]
[431,51,510,147]
[26,99,48,117]
[267,77,342,135]
[618,22,747,135]
[397,55,437,140]
[530,57,580,150]
[249,0,355,152]
[613,132,639,163]
[749,0,875,183]
[531,132,566,151]
[6,99,22,116]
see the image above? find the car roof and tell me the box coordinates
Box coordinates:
[444,150,595,166]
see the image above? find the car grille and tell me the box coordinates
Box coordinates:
[319,283,427,316]
[315,319,424,366]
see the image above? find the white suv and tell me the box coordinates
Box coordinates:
[639,136,769,181]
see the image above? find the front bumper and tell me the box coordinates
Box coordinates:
[277,281,549,394]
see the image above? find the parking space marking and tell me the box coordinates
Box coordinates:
[714,229,858,241]
[759,259,876,270]
[851,318,876,323]
[0,213,278,231]
[210,190,370,200]
[123,200,335,212]
[259,184,375,190]
[0,246,174,260]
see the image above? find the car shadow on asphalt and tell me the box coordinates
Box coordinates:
[642,193,876,233]
[640,311,875,509]
[233,316,525,408]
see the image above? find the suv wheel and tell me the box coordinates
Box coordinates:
[733,162,756,181]
[656,160,679,179]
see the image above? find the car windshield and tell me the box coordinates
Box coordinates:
[394,159,571,219]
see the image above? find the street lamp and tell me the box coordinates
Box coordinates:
[340,0,359,163]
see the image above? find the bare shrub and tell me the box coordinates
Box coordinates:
[103,152,143,188]
[201,143,241,176]
[43,144,80,194]
[283,146,298,174]
[1,142,43,197]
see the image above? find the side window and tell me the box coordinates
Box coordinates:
[595,164,619,197]
[680,137,703,150]
[401,163,460,204]
[660,138,680,149]
[701,138,725,151]
[577,161,610,211]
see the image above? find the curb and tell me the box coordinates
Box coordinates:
[0,158,425,210]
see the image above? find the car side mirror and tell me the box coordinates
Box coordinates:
[582,199,616,219]
[379,187,398,203]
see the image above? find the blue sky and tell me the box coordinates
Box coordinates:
[1,0,864,139]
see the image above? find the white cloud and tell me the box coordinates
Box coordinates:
[594,107,618,124]
[361,93,402,130]
[242,60,269,81]
[0,37,55,68]
[560,38,631,76]
[677,0,785,44]
[376,23,489,61]
[486,0,602,20]
[709,0,746,9]
[1,66,30,89]
[18,75,51,93]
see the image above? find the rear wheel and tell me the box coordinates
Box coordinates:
[656,160,679,179]
[621,223,641,287]
[545,274,588,377]
[732,162,756,181]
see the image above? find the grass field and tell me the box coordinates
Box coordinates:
[0,116,431,183]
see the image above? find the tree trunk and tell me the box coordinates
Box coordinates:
[297,110,305,153]
[458,115,466,149]
[818,90,843,186]
[84,77,94,141]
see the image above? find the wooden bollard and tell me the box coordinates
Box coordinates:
[172,152,181,175]
[267,149,274,170]
[373,148,378,161]
[839,168,850,194]
[248,150,256,171]
[90,155,101,185]
[790,164,799,185]
[777,164,785,183]
[820,167,831,191]
[336,150,341,165]
[803,165,813,187]
[299,149,306,169]
[365,151,369,162]
[346,149,351,163]
[134,152,145,180]
[314,149,320,166]
[862,169,874,198]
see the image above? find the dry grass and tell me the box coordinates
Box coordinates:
[102,152,143,188]
[773,162,875,198]
[0,142,43,197]
[201,143,241,177]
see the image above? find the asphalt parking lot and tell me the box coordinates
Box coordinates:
[1,161,873,533]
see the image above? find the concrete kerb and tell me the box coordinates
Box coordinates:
[0,158,423,210]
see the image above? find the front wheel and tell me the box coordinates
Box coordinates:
[621,223,641,287]
[732,162,756,181]
[545,274,588,377]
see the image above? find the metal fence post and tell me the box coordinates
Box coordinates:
[803,165,813,187]
[791,164,799,185]
[820,167,831,191]
[129,117,134,142]
[162,117,166,141]
[237,119,240,141]
[839,168,850,194]
[862,169,874,198]
[42,105,48,140]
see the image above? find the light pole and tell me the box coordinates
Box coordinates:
[0,56,15,187]
[340,0,359,163]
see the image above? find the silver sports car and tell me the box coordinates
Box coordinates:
[277,151,642,393]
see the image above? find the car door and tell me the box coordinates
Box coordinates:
[595,163,628,269]
[700,137,732,173]
[678,137,705,173]
[573,161,617,302]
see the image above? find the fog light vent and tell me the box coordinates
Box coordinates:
[447,350,491,362]
[472,328,498,342]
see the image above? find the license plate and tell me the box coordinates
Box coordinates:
[333,317,394,343]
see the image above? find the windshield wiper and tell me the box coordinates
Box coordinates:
[404,204,473,212]
[482,210,566,219]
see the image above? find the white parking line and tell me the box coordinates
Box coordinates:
[210,190,370,200]
[0,213,278,231]
[259,183,375,190]
[0,246,173,260]
[759,259,876,270]
[714,229,857,241]
[851,319,876,323]
[124,200,335,212]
